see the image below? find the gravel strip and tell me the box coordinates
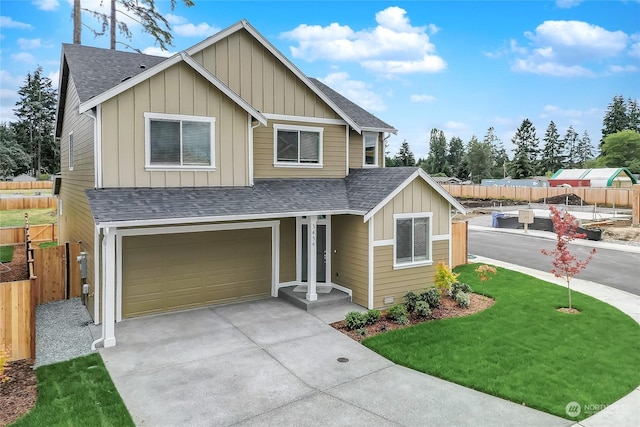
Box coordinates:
[36,298,96,367]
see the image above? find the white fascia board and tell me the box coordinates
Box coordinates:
[180,53,267,126]
[78,54,183,114]
[95,209,366,229]
[363,169,467,223]
[185,21,245,56]
[361,126,398,135]
[263,113,346,126]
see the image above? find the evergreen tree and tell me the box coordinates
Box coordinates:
[510,118,539,178]
[13,67,58,176]
[482,127,506,178]
[628,98,640,133]
[540,121,564,174]
[465,135,493,183]
[575,131,594,167]
[562,125,579,169]
[601,95,628,147]
[394,140,416,166]
[0,123,31,177]
[446,136,465,179]
[424,128,449,174]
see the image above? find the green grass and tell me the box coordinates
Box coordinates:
[37,241,58,248]
[0,209,57,227]
[363,264,640,421]
[0,245,14,263]
[11,354,134,427]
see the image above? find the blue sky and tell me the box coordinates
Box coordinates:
[1,0,639,159]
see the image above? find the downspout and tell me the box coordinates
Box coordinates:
[345,125,349,176]
[248,115,260,186]
[91,226,104,350]
[382,132,390,168]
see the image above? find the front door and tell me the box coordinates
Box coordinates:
[301,224,326,282]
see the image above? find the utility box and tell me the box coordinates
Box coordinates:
[518,209,534,224]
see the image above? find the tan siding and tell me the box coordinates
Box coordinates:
[122,228,271,317]
[100,62,248,188]
[253,121,347,178]
[349,129,363,169]
[279,218,296,282]
[332,215,369,307]
[373,240,449,308]
[373,178,451,241]
[59,76,97,319]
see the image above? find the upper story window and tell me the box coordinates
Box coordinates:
[273,124,323,168]
[144,112,215,170]
[68,131,74,170]
[363,132,378,167]
[394,213,433,268]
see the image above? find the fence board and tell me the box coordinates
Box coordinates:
[0,280,34,361]
[34,245,66,304]
[0,224,57,246]
[0,197,57,210]
[452,221,468,267]
[0,181,52,190]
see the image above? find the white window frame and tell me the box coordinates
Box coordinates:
[68,131,74,171]
[273,124,323,168]
[363,132,378,167]
[393,212,433,269]
[144,112,216,171]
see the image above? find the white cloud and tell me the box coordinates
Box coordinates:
[445,121,467,131]
[47,70,60,89]
[410,94,436,103]
[0,88,17,100]
[174,22,219,37]
[166,13,188,25]
[0,70,24,88]
[630,41,640,59]
[33,0,59,11]
[511,59,594,77]
[319,72,386,112]
[282,6,446,74]
[541,105,599,119]
[142,47,174,57]
[608,65,638,73]
[0,16,33,29]
[555,0,583,9]
[11,52,35,63]
[17,38,41,49]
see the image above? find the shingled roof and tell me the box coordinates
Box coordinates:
[86,168,423,226]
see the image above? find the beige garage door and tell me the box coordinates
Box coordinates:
[122,227,272,318]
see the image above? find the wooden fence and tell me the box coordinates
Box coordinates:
[442,185,634,208]
[0,279,37,361]
[0,181,52,190]
[451,221,468,267]
[0,224,57,246]
[633,185,640,226]
[0,196,57,210]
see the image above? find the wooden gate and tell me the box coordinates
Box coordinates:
[452,221,468,267]
[32,242,82,304]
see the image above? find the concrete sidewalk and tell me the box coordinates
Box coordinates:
[473,256,640,427]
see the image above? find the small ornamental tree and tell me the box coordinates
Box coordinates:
[541,206,596,310]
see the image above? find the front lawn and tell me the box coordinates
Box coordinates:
[0,246,14,263]
[0,209,57,228]
[363,264,640,421]
[11,354,134,427]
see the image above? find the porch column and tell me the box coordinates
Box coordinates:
[306,215,318,301]
[102,228,117,348]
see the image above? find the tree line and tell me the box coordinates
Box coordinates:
[387,96,640,179]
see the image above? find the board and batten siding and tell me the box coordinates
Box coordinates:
[331,215,369,307]
[349,130,385,169]
[58,75,97,319]
[191,29,342,119]
[373,240,449,308]
[254,121,347,179]
[279,217,296,283]
[373,179,451,241]
[100,61,249,188]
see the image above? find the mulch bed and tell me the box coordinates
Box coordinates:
[331,293,495,342]
[0,244,29,283]
[0,358,37,426]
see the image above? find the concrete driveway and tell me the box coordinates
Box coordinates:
[100,299,571,426]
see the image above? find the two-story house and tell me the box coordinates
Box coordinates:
[55,19,465,348]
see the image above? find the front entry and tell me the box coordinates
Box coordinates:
[301,224,326,282]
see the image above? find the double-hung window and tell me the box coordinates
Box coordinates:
[363,132,378,167]
[145,112,215,169]
[274,124,323,167]
[394,213,432,268]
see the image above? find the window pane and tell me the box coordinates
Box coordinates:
[364,134,377,165]
[277,130,298,162]
[396,219,413,263]
[150,120,180,164]
[413,217,429,261]
[300,131,319,163]
[183,121,211,165]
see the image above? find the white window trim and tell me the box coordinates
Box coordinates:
[362,132,378,168]
[144,112,216,171]
[68,131,74,171]
[393,212,433,269]
[273,123,323,168]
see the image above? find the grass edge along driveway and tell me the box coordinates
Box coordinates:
[10,353,134,427]
[363,264,640,421]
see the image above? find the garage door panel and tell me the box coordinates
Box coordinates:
[123,227,272,318]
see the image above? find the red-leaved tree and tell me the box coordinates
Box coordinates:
[541,206,596,310]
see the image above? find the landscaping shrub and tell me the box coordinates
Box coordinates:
[365,309,381,325]
[420,288,441,308]
[434,261,460,295]
[387,304,409,325]
[404,291,419,313]
[415,300,432,318]
[456,291,470,308]
[345,311,367,330]
[451,282,473,298]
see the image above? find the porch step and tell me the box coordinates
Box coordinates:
[278,286,351,312]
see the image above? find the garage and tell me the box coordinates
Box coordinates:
[122,227,272,318]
